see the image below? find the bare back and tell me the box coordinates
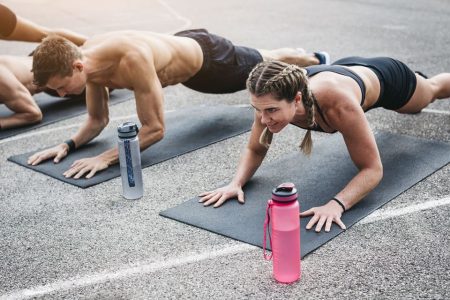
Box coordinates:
[81,31,203,89]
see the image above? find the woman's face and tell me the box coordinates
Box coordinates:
[250,93,299,133]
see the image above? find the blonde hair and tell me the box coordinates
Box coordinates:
[246,61,316,154]
[32,35,82,86]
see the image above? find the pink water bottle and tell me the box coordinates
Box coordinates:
[263,182,301,283]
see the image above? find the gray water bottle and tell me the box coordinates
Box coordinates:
[118,122,143,199]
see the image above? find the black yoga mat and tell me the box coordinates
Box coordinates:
[8,105,254,188]
[0,89,133,139]
[160,132,450,258]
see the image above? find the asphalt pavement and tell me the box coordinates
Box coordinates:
[0,0,449,299]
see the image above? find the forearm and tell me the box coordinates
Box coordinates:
[69,118,106,149]
[97,124,164,166]
[49,29,87,46]
[0,111,42,129]
[231,148,267,187]
[335,167,383,210]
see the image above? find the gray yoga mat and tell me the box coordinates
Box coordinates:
[160,132,450,258]
[0,89,133,139]
[8,105,254,188]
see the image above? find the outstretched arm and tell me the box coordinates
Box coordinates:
[95,49,164,156]
[0,66,42,129]
[199,113,269,207]
[28,82,109,168]
[300,96,383,232]
[4,15,87,46]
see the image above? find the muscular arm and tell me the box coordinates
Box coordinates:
[70,82,110,147]
[199,112,269,207]
[231,113,270,187]
[326,96,383,210]
[5,16,87,46]
[96,49,165,166]
[300,86,383,232]
[0,66,42,129]
[26,80,109,169]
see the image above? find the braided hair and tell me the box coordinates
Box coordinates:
[246,61,316,154]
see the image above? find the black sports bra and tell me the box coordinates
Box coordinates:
[305,64,366,105]
[297,65,367,132]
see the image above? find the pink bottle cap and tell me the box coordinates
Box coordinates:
[271,182,298,202]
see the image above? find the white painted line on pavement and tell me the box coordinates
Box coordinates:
[358,196,450,225]
[1,196,449,299]
[0,110,173,145]
[0,103,248,145]
[421,108,450,115]
[0,114,138,145]
[159,0,192,34]
[0,244,256,300]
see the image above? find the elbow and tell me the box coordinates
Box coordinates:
[91,117,109,130]
[372,163,383,187]
[141,125,164,146]
[153,127,165,143]
[26,109,43,124]
[101,116,109,128]
[252,146,269,158]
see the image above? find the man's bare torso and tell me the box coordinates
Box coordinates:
[81,31,203,89]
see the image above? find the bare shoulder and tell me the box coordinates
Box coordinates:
[0,64,20,93]
[312,76,364,129]
[312,76,357,109]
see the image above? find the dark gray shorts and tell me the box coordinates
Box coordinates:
[175,29,263,94]
[333,56,418,110]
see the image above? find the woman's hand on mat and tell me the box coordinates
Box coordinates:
[63,155,109,179]
[27,143,69,165]
[300,200,346,232]
[198,183,244,208]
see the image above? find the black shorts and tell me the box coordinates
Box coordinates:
[333,56,417,110]
[174,29,263,94]
[0,4,17,38]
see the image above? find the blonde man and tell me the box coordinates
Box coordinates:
[28,29,329,179]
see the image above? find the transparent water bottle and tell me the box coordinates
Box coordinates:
[117,122,143,199]
[263,182,301,283]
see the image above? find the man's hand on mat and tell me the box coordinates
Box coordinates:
[198,183,244,208]
[63,155,109,179]
[300,200,346,232]
[27,144,69,165]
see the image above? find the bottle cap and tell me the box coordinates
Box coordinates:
[117,122,139,138]
[271,182,298,202]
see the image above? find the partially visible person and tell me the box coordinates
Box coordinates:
[199,57,450,232]
[0,3,87,130]
[0,55,45,129]
[0,3,86,45]
[26,29,329,179]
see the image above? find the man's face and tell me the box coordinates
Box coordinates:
[46,64,86,97]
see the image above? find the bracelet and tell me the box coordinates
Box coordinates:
[64,139,76,153]
[332,197,346,212]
